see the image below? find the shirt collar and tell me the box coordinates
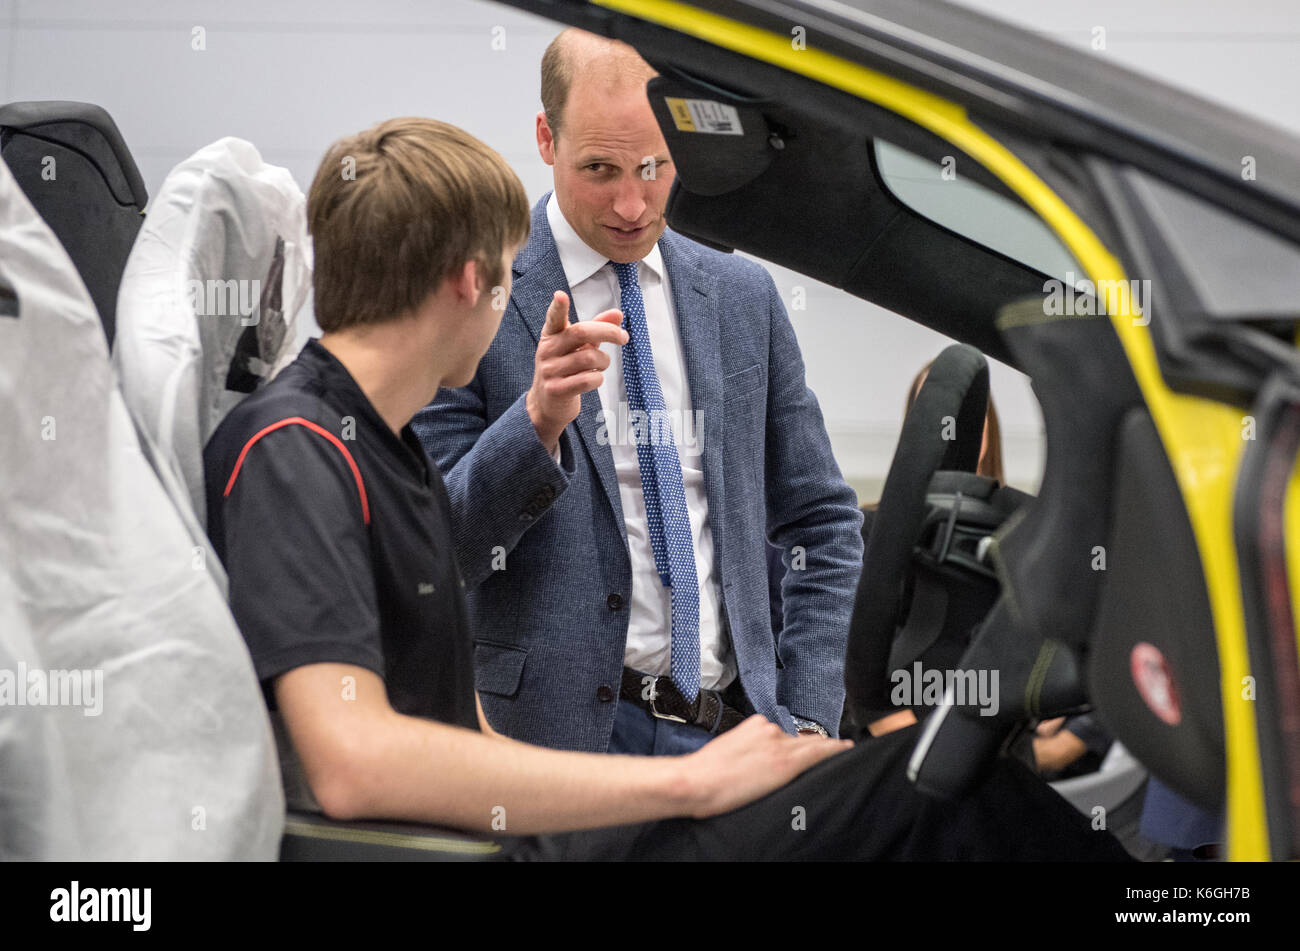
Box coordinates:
[545,190,664,293]
[298,338,430,483]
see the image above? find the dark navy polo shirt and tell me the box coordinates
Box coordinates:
[204,339,478,732]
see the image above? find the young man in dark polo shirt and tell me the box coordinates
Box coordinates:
[204,117,1129,860]
[204,117,851,844]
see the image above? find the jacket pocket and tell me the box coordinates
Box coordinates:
[474,641,528,697]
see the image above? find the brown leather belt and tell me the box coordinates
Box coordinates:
[619,667,749,735]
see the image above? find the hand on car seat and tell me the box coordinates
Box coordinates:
[685,715,852,818]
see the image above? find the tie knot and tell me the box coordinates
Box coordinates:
[611,260,639,288]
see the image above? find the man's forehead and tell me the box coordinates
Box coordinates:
[562,107,667,162]
[570,139,669,165]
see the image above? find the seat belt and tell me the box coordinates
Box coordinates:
[887,572,950,673]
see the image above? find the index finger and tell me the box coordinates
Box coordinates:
[543,291,570,337]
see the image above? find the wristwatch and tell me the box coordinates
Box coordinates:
[792,716,828,737]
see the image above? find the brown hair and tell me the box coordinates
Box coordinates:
[306,117,530,332]
[540,36,571,141]
[540,29,657,144]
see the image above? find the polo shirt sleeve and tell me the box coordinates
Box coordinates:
[219,421,382,700]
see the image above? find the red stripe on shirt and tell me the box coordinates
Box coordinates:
[223,416,370,525]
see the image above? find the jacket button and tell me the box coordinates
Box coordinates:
[596,685,615,702]
[607,593,624,610]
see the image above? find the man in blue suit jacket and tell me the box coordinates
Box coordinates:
[413,30,862,754]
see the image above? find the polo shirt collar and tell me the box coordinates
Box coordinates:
[300,338,373,419]
[298,338,430,484]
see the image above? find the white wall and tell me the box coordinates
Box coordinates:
[3,0,1297,499]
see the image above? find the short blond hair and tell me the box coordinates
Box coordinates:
[307,117,529,332]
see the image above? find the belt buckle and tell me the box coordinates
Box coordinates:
[648,677,688,723]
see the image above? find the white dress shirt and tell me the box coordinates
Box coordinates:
[545,193,735,691]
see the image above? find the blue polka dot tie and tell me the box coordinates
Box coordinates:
[612,260,701,703]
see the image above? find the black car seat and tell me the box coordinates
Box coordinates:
[0,100,147,348]
[844,343,1149,837]
[905,300,1224,825]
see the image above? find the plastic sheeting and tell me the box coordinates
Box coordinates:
[0,152,284,860]
[114,137,315,526]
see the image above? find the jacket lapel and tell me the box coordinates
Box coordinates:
[659,231,725,553]
[513,195,627,546]
[512,197,726,556]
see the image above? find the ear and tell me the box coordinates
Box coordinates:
[451,259,480,304]
[536,110,556,166]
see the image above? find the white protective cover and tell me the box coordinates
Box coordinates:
[114,136,315,526]
[0,154,284,860]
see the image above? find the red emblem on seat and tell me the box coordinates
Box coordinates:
[1131,642,1181,726]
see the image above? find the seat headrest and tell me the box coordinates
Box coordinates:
[114,137,315,525]
[0,100,148,347]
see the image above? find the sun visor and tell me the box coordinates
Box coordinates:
[640,61,1036,365]
[647,73,778,197]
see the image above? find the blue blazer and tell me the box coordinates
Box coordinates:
[413,193,863,752]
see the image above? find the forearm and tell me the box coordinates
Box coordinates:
[439,394,571,587]
[772,510,864,730]
[280,664,850,836]
[335,711,693,835]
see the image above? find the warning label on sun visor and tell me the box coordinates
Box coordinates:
[664,97,744,135]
